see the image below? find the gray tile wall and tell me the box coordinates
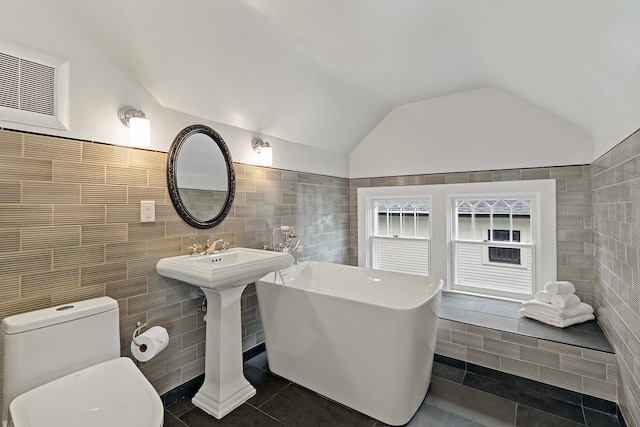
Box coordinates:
[349,166,594,303]
[592,129,640,426]
[436,319,618,401]
[0,129,349,410]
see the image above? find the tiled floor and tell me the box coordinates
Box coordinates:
[164,352,622,427]
[438,292,614,353]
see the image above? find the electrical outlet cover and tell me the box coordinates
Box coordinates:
[140,200,156,222]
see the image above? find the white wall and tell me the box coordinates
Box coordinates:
[0,0,348,178]
[349,88,593,178]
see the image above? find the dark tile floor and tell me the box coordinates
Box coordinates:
[164,352,622,427]
[438,292,614,353]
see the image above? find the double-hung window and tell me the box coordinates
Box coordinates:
[358,180,556,301]
[451,196,535,299]
[371,199,431,275]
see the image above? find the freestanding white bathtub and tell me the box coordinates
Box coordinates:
[256,261,443,426]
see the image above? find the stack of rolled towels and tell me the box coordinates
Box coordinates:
[519,281,594,328]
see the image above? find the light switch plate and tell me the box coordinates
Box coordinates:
[140,200,156,222]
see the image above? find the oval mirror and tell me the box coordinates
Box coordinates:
[167,124,235,229]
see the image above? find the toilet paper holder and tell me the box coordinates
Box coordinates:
[130,322,169,363]
[132,321,148,350]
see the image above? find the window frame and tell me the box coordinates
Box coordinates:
[449,192,539,299]
[367,197,432,275]
[358,179,557,301]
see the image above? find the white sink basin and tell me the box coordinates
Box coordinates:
[156,247,294,290]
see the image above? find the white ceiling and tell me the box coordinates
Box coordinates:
[64,0,640,156]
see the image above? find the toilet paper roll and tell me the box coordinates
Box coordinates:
[130,326,169,362]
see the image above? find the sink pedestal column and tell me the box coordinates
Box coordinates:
[192,285,256,418]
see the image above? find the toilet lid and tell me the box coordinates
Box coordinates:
[9,357,163,427]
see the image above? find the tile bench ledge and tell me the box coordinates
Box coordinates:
[438,291,614,353]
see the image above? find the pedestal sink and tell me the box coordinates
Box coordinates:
[156,248,294,418]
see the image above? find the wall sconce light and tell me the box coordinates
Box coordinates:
[252,138,272,166]
[119,106,150,147]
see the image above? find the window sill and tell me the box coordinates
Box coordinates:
[438,291,613,353]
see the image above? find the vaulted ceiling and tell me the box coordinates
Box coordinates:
[65,0,640,157]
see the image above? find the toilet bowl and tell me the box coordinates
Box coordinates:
[8,358,162,427]
[1,297,164,427]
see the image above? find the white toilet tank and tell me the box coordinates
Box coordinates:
[1,297,120,422]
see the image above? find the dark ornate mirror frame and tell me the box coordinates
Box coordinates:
[167,124,236,229]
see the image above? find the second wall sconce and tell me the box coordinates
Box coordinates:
[252,138,273,166]
[119,106,150,147]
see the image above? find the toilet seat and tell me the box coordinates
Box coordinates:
[8,357,163,427]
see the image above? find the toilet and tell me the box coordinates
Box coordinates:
[1,297,163,427]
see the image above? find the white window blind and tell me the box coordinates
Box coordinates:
[373,237,430,275]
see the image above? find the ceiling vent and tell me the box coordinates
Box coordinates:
[0,41,69,130]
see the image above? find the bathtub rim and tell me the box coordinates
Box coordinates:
[257,261,443,311]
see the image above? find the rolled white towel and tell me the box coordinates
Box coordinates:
[519,309,595,328]
[543,281,559,295]
[550,293,580,309]
[556,281,577,294]
[535,290,551,303]
[544,281,576,296]
[520,300,593,320]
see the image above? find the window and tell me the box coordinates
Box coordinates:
[452,197,534,298]
[358,180,557,301]
[371,199,431,275]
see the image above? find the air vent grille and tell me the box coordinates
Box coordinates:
[0,52,55,116]
[0,53,19,109]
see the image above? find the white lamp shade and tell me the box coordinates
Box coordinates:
[258,146,272,166]
[129,116,151,147]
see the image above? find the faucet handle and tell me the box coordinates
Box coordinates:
[187,243,203,255]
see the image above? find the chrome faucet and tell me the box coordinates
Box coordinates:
[207,239,228,254]
[201,239,213,253]
[267,225,303,257]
